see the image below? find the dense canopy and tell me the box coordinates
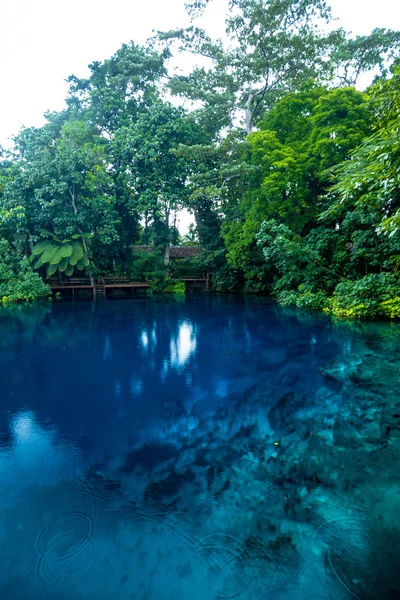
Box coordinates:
[1,0,400,317]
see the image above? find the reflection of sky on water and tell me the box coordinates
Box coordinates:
[104,318,198,405]
[170,321,198,372]
[139,319,197,374]
[0,411,80,504]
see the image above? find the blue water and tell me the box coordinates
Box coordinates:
[1,296,399,599]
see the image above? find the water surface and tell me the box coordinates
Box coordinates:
[0,296,399,599]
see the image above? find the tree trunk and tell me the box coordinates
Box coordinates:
[143,212,149,244]
[164,243,170,265]
[173,211,177,245]
[192,205,200,230]
[164,204,171,266]
[244,92,254,135]
[69,186,94,285]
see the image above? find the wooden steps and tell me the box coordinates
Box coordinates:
[93,281,106,299]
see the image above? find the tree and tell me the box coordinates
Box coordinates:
[66,41,173,265]
[161,0,336,134]
[221,86,371,279]
[330,28,400,86]
[120,101,204,263]
[66,42,168,134]
[12,118,120,277]
[323,63,400,236]
[0,150,27,252]
[160,0,400,135]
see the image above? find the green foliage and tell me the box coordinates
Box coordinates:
[257,219,337,294]
[325,274,400,318]
[330,28,400,86]
[129,249,167,282]
[1,23,400,314]
[123,101,203,254]
[164,0,398,136]
[268,272,400,320]
[276,290,328,311]
[257,219,400,319]
[324,63,400,236]
[0,239,50,304]
[31,238,89,278]
[379,297,400,319]
[169,257,202,278]
[222,86,371,279]
[162,279,186,294]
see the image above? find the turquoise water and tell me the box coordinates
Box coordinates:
[0,296,399,599]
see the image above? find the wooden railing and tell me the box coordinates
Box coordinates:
[101,276,129,285]
[48,274,212,291]
[49,277,91,286]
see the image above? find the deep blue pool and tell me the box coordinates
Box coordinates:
[1,296,399,599]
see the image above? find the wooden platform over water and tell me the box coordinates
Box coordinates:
[49,276,210,298]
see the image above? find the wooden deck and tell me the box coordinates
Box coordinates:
[49,276,210,299]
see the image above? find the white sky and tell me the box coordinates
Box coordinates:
[1,0,399,148]
[0,0,399,231]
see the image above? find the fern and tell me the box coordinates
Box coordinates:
[31,238,90,279]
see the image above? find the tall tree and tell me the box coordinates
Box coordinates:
[66,41,171,261]
[66,42,168,134]
[120,101,203,263]
[324,62,400,236]
[221,86,371,278]
[12,117,120,276]
[161,0,336,134]
[160,0,400,135]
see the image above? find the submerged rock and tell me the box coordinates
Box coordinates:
[144,468,196,504]
[119,442,178,473]
[268,392,307,432]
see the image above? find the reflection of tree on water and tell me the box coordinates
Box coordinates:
[0,301,95,350]
[0,303,50,349]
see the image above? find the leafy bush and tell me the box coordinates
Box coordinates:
[211,264,241,292]
[325,274,400,319]
[257,219,339,297]
[0,241,50,304]
[169,257,203,279]
[130,250,167,282]
[379,297,400,319]
[243,265,271,293]
[272,272,400,319]
[162,279,186,294]
[277,289,328,310]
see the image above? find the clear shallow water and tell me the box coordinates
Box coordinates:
[0,296,400,599]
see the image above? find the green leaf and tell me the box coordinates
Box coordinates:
[49,247,66,265]
[41,245,59,264]
[75,257,87,271]
[60,244,74,258]
[34,257,44,269]
[65,265,74,277]
[58,257,69,272]
[46,263,58,277]
[32,241,52,256]
[69,244,85,266]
